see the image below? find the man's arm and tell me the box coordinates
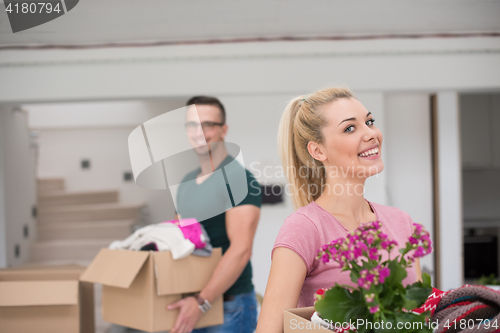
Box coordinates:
[168,204,260,333]
[199,204,260,303]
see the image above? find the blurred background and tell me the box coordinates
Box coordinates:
[0,0,499,332]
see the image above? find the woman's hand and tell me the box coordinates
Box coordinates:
[256,247,307,333]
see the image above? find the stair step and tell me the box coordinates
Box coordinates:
[38,190,119,207]
[38,203,145,224]
[30,239,113,262]
[23,259,94,267]
[37,220,134,241]
[37,178,65,193]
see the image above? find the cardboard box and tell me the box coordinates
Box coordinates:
[0,264,95,333]
[80,247,224,332]
[284,307,332,332]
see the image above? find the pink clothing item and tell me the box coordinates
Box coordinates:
[163,219,206,249]
[272,199,418,308]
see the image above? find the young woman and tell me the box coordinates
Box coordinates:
[256,87,422,332]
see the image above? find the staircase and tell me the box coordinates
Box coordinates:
[32,178,146,333]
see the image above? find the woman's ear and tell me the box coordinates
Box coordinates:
[307,141,327,163]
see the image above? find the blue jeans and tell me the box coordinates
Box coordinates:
[192,290,258,333]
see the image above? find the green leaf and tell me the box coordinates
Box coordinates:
[394,311,427,333]
[403,283,432,310]
[386,259,407,287]
[421,272,431,287]
[351,269,360,284]
[352,261,362,271]
[399,243,413,257]
[379,288,395,307]
[376,313,397,333]
[345,303,370,325]
[314,286,365,323]
[401,296,418,311]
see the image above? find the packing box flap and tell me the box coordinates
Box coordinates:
[154,248,222,295]
[0,280,79,307]
[0,264,85,281]
[0,264,84,273]
[80,248,150,288]
[284,307,331,332]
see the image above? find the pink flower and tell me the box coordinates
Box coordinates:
[321,253,330,263]
[409,236,418,245]
[379,267,390,278]
[365,293,375,303]
[358,277,371,290]
[368,248,379,260]
[413,246,425,258]
[379,267,390,283]
[366,234,375,245]
[356,241,367,252]
[369,305,380,314]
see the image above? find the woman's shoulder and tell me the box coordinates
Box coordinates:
[273,202,324,272]
[282,202,323,229]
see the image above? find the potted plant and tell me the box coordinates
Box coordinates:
[477,274,500,292]
[313,220,434,333]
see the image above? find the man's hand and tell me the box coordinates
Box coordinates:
[167,296,202,333]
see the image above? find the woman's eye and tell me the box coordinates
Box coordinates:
[345,119,375,132]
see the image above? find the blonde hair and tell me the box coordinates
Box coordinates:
[278,87,356,209]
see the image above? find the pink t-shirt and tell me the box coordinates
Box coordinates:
[272,199,418,308]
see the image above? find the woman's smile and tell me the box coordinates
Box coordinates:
[358,145,380,160]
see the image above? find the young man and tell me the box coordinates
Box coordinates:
[168,96,262,333]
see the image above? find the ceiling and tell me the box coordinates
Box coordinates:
[0,0,499,48]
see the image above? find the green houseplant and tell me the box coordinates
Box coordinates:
[314,220,433,333]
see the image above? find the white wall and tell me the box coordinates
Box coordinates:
[0,106,8,267]
[0,106,37,266]
[1,37,499,104]
[384,93,435,281]
[437,91,463,290]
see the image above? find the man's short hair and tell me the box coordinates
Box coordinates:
[186,96,226,124]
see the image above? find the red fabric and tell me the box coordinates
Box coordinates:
[412,287,448,315]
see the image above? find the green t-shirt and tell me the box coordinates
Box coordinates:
[176,154,262,296]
